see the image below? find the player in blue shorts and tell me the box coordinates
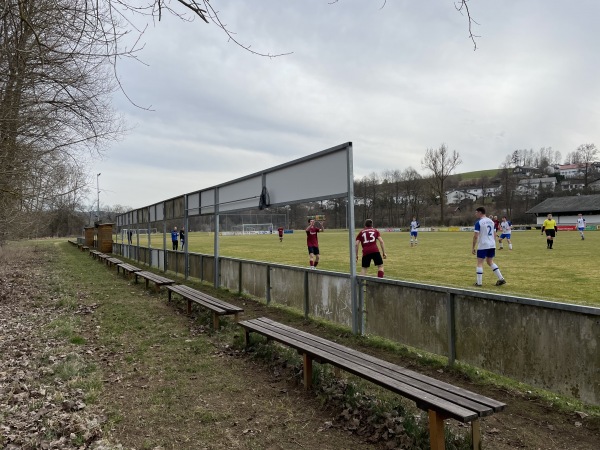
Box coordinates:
[577,214,586,240]
[498,216,513,250]
[472,207,506,286]
[409,216,420,247]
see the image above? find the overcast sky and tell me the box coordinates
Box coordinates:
[92,0,600,210]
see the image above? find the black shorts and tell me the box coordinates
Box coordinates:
[361,252,383,268]
[307,246,320,255]
[545,229,556,238]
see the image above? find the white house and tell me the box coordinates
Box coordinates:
[554,164,583,178]
[445,190,477,205]
[517,177,557,196]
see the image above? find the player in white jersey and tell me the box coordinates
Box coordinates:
[472,206,506,287]
[577,214,586,240]
[498,216,513,250]
[409,217,420,247]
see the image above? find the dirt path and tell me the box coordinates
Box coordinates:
[1,242,599,449]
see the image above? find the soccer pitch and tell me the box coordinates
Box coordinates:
[159,229,599,307]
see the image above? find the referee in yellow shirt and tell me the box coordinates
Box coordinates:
[541,213,557,249]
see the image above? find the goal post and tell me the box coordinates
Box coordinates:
[231,223,274,235]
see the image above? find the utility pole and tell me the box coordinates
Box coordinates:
[96,173,101,224]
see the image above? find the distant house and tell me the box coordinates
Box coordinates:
[513,166,537,176]
[560,179,585,191]
[446,190,477,205]
[516,177,557,196]
[554,163,584,178]
[526,194,600,225]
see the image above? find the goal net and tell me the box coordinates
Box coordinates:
[231,223,274,235]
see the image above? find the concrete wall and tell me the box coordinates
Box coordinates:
[270,266,305,311]
[364,282,449,357]
[454,294,599,403]
[111,243,600,406]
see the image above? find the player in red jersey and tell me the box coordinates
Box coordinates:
[277,226,284,242]
[355,219,387,278]
[306,219,324,268]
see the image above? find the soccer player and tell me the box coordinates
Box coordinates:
[306,219,324,268]
[498,216,512,250]
[277,226,284,242]
[179,227,185,250]
[577,214,586,240]
[171,226,179,251]
[492,215,500,239]
[355,219,387,278]
[409,216,420,247]
[541,213,557,249]
[472,207,506,286]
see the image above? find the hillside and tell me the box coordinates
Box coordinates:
[451,168,500,181]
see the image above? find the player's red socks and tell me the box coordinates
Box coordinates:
[377,270,384,278]
[309,261,314,267]
[314,261,318,268]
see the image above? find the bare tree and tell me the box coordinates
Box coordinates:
[0,0,128,242]
[421,144,462,224]
[575,143,599,190]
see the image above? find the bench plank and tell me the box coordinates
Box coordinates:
[167,284,243,330]
[106,257,123,267]
[134,271,175,292]
[117,263,142,278]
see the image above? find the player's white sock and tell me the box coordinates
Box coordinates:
[476,268,483,285]
[509,244,513,250]
[491,263,503,280]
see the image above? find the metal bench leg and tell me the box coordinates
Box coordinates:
[428,409,446,450]
[187,299,192,315]
[234,312,239,323]
[471,418,481,450]
[244,329,250,347]
[212,312,219,330]
[303,353,313,390]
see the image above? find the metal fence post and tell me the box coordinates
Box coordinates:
[447,292,456,366]
[304,270,309,318]
[266,265,271,305]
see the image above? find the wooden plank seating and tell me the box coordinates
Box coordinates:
[81,246,89,252]
[106,257,123,267]
[116,263,142,278]
[134,270,175,292]
[89,250,101,259]
[68,240,78,246]
[166,284,244,330]
[96,253,110,264]
[239,317,506,450]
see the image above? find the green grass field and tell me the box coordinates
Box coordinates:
[127,229,600,307]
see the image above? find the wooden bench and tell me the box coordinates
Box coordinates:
[239,317,505,450]
[96,253,110,264]
[68,240,78,246]
[166,284,244,330]
[134,270,175,292]
[89,250,101,259]
[81,245,89,252]
[106,257,123,267]
[117,263,143,278]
